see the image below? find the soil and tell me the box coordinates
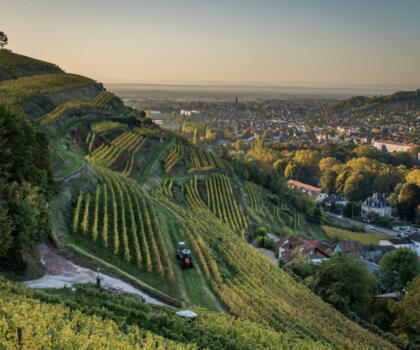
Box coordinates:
[24,243,167,306]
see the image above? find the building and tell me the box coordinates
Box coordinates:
[333,241,364,258]
[408,234,420,256]
[361,193,392,218]
[362,244,395,263]
[287,180,322,198]
[277,234,330,263]
[379,237,415,250]
[372,140,416,153]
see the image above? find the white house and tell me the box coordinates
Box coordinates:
[361,193,392,218]
[379,234,420,256]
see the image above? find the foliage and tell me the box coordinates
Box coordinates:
[0,105,53,272]
[397,183,420,222]
[0,280,194,349]
[388,276,420,339]
[0,31,7,49]
[379,248,420,292]
[308,253,378,316]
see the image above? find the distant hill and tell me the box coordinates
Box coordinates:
[0,50,123,120]
[0,49,63,82]
[331,89,420,112]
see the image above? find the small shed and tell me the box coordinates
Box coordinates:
[175,310,198,321]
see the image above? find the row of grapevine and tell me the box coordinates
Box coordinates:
[162,137,184,174]
[90,120,126,133]
[244,181,259,212]
[72,167,174,281]
[149,189,394,350]
[37,90,119,126]
[206,174,248,232]
[151,178,174,199]
[121,136,147,177]
[89,91,115,110]
[162,136,225,174]
[0,281,194,349]
[85,131,146,168]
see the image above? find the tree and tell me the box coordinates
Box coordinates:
[319,169,337,195]
[379,248,420,292]
[255,226,268,246]
[406,169,420,187]
[309,253,378,316]
[0,105,53,273]
[343,170,370,201]
[284,162,301,180]
[319,157,341,172]
[397,183,420,222]
[388,276,420,339]
[0,31,7,49]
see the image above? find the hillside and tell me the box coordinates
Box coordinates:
[0,49,63,81]
[331,89,420,112]
[0,51,398,349]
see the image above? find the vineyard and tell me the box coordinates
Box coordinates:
[72,167,175,282]
[85,131,147,171]
[37,91,122,126]
[150,190,396,350]
[90,120,126,133]
[162,136,225,174]
[0,73,93,105]
[205,174,248,233]
[244,181,260,212]
[0,281,194,350]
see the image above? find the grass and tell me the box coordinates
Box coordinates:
[321,225,391,245]
[0,73,93,104]
[155,202,225,312]
[139,133,175,186]
[65,243,182,307]
[53,138,85,180]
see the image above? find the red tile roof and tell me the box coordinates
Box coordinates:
[287,180,322,196]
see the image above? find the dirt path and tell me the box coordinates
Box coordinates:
[24,243,167,306]
[257,248,278,265]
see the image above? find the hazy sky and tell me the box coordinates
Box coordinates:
[3,0,420,86]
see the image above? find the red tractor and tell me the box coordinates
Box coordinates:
[176,242,194,269]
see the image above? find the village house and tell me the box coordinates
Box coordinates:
[361,193,392,218]
[287,180,323,199]
[332,241,364,258]
[277,234,330,263]
[380,234,420,256]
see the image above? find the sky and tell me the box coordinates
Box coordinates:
[2,0,420,87]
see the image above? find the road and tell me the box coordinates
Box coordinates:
[327,212,399,237]
[24,243,167,306]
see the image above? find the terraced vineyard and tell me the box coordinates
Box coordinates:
[244,181,260,212]
[37,91,122,126]
[149,190,396,350]
[163,136,225,174]
[72,167,174,282]
[205,174,248,233]
[0,281,194,350]
[85,131,146,170]
[0,73,93,105]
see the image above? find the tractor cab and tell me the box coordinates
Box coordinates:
[176,242,194,269]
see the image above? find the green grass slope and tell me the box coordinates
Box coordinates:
[0,49,63,81]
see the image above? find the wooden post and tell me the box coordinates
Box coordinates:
[17,327,23,345]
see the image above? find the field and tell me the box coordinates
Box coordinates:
[321,225,392,245]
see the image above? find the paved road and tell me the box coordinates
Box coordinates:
[327,212,398,237]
